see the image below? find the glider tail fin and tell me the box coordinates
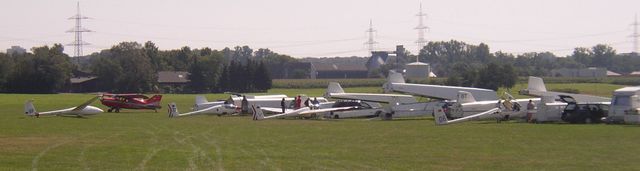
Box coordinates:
[251,105,265,121]
[383,71,406,93]
[457,91,477,103]
[434,107,449,125]
[168,103,179,118]
[326,82,345,94]
[195,95,208,105]
[24,100,37,116]
[527,76,547,92]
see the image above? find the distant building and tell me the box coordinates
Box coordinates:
[158,71,189,93]
[365,45,407,71]
[69,76,99,93]
[314,63,368,79]
[607,71,622,77]
[629,71,640,77]
[405,61,432,79]
[551,67,607,77]
[6,46,26,56]
[267,62,316,79]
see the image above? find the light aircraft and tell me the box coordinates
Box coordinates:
[251,104,359,120]
[193,94,328,114]
[100,93,162,113]
[382,71,536,121]
[167,102,238,118]
[519,76,611,102]
[323,81,441,119]
[24,96,103,118]
[258,99,384,119]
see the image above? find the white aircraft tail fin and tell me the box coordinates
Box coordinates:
[195,96,208,105]
[168,103,179,118]
[527,76,547,92]
[387,71,406,84]
[326,82,345,94]
[251,105,265,121]
[457,91,476,103]
[24,100,37,116]
[434,107,449,125]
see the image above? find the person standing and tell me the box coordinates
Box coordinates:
[241,95,248,114]
[280,98,286,113]
[304,98,310,109]
[295,95,302,109]
[527,100,536,123]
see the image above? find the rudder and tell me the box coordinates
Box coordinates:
[434,107,449,125]
[168,102,179,118]
[24,100,37,116]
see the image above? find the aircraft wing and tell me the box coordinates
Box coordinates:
[297,106,357,115]
[260,107,292,113]
[388,83,498,101]
[178,105,225,117]
[326,93,417,104]
[436,108,501,125]
[71,96,100,111]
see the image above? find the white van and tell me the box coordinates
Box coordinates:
[607,86,640,124]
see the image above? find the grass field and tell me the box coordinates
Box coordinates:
[1,83,639,170]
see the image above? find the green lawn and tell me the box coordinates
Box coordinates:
[0,83,638,170]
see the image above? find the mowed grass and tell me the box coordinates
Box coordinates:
[0,83,638,170]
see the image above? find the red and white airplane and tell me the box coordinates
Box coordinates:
[100,94,162,113]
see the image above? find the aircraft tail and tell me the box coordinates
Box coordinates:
[24,100,37,116]
[168,103,179,118]
[148,95,163,105]
[195,95,208,105]
[456,91,476,103]
[527,76,547,92]
[387,71,406,84]
[434,107,449,125]
[383,71,405,93]
[251,105,265,121]
[327,82,345,94]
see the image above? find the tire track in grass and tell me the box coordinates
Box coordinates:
[173,130,215,170]
[243,139,281,171]
[135,129,164,171]
[32,134,90,171]
[200,131,225,171]
[78,132,123,171]
[263,138,317,170]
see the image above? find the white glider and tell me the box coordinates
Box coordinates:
[168,102,239,118]
[251,105,357,120]
[24,96,103,117]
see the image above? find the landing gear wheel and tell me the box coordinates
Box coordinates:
[333,115,339,119]
[115,108,120,113]
[107,108,113,113]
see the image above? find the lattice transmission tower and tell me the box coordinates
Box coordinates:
[66,2,91,61]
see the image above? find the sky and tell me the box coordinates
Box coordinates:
[1,0,639,58]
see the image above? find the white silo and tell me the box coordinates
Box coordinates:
[405,61,430,79]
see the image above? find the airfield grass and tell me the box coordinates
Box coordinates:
[1,83,639,170]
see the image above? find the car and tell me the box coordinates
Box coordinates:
[326,100,384,119]
[559,95,609,124]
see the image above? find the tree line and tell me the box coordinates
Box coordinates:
[1,39,638,93]
[408,40,640,91]
[0,41,295,93]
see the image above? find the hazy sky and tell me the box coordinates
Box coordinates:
[2,0,639,57]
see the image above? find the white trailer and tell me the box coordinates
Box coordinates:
[608,86,640,124]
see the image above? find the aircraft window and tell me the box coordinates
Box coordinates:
[360,102,372,109]
[613,96,631,106]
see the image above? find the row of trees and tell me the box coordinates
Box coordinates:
[0,41,293,93]
[0,44,72,93]
[90,42,284,93]
[410,40,640,90]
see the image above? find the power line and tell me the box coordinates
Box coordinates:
[66,2,91,60]
[415,2,429,50]
[631,14,639,53]
[364,19,378,53]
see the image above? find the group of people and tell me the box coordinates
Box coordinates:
[280,96,320,113]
